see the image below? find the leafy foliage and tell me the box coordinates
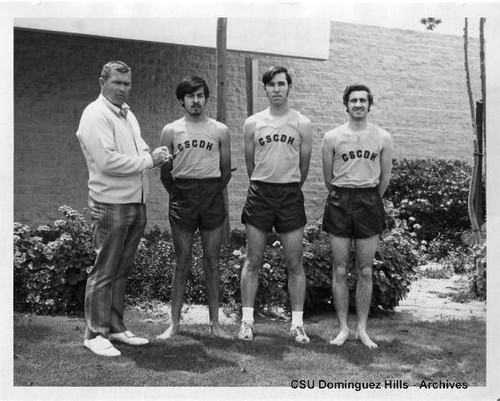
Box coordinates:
[14,157,486,316]
[385,158,486,300]
[370,203,419,310]
[440,241,487,301]
[468,242,487,300]
[129,228,291,314]
[14,206,94,314]
[303,200,418,313]
[385,159,473,245]
[126,227,175,304]
[10,204,422,315]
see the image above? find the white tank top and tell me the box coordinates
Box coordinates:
[251,109,302,183]
[171,117,221,179]
[331,123,383,188]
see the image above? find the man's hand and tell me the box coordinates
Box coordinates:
[151,146,172,167]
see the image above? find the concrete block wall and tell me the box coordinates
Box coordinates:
[14,21,481,230]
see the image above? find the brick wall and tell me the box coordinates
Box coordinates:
[14,21,481,230]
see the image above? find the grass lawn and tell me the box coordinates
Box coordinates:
[13,307,486,388]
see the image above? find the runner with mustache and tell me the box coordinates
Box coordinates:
[157,76,232,339]
[321,84,394,349]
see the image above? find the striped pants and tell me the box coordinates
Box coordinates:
[84,197,147,340]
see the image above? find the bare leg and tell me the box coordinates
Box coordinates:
[156,223,194,340]
[354,235,379,349]
[240,224,267,309]
[281,227,310,343]
[329,235,352,346]
[200,225,232,339]
[280,228,306,312]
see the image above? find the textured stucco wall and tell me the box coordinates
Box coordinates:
[13,21,481,230]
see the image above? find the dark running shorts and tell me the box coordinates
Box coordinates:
[322,186,386,239]
[241,181,306,233]
[169,178,226,231]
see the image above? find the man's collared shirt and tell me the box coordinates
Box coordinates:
[76,94,154,204]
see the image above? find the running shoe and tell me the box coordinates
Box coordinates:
[290,325,310,344]
[237,321,254,341]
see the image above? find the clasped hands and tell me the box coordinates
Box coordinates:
[151,146,172,167]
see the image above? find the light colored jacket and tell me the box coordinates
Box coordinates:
[76,94,153,204]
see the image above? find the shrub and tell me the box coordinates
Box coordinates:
[181,230,289,314]
[20,160,484,316]
[125,227,175,304]
[255,241,290,311]
[385,159,487,299]
[302,231,334,311]
[14,202,420,315]
[127,228,245,312]
[385,159,473,245]
[14,206,94,315]
[303,200,419,313]
[127,228,212,306]
[370,207,419,310]
[469,242,487,300]
[439,240,486,301]
[426,237,458,262]
[219,241,244,314]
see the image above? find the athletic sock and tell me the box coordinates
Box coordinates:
[242,307,254,323]
[291,311,304,327]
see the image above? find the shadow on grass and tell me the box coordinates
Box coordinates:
[119,340,239,373]
[100,316,487,377]
[124,328,298,373]
[13,311,486,386]
[14,321,54,342]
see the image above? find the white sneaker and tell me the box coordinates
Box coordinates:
[109,330,149,346]
[237,321,254,341]
[290,325,310,344]
[84,336,121,357]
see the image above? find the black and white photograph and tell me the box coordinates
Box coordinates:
[2,0,499,400]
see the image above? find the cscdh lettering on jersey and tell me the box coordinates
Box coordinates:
[176,139,214,152]
[341,150,378,162]
[258,134,295,146]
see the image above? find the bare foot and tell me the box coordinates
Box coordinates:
[329,330,349,346]
[356,330,378,349]
[209,325,233,340]
[156,325,178,340]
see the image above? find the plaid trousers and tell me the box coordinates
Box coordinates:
[84,197,147,340]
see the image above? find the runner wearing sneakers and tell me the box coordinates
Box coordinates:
[238,66,313,344]
[322,84,394,349]
[156,76,232,340]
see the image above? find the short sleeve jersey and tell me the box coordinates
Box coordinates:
[250,109,302,183]
[170,117,221,179]
[330,123,386,188]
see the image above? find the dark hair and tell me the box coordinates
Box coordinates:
[176,76,210,101]
[100,61,131,80]
[343,84,374,108]
[262,66,292,86]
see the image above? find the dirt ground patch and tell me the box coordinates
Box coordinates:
[143,302,237,326]
[141,271,485,325]
[393,273,486,321]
